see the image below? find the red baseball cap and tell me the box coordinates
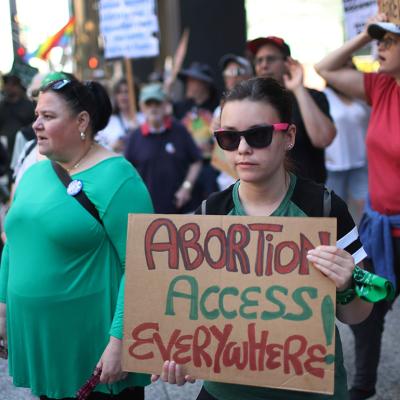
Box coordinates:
[247,36,291,58]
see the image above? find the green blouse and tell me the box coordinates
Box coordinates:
[0,157,153,398]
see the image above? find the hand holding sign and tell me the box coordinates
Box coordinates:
[151,360,196,386]
[307,245,355,292]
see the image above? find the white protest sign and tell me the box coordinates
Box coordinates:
[99,0,159,59]
[343,0,378,39]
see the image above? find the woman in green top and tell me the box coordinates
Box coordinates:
[152,77,373,399]
[0,79,153,399]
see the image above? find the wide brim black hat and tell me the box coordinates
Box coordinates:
[178,62,215,86]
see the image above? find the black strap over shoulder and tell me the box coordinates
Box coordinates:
[201,199,207,215]
[323,188,332,217]
[51,161,103,226]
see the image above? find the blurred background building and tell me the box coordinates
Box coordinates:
[0,0,379,92]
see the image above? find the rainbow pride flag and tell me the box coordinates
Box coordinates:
[29,16,75,61]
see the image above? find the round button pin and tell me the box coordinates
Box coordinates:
[67,179,83,196]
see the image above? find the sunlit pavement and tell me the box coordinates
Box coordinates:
[1,300,399,400]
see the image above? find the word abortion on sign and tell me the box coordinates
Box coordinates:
[123,214,337,394]
[99,0,159,59]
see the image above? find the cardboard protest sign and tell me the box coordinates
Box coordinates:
[380,0,400,23]
[123,214,337,394]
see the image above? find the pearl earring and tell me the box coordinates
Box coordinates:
[287,143,293,150]
[80,132,86,141]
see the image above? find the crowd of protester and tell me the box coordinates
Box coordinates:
[0,11,399,400]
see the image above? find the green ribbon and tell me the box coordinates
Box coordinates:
[353,265,395,303]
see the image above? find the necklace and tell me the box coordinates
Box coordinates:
[66,144,94,173]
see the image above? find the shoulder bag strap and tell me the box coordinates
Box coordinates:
[323,188,332,218]
[51,161,103,226]
[201,199,207,215]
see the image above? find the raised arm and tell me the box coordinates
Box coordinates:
[315,13,388,100]
[284,58,336,148]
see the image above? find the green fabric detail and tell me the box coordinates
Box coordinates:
[353,265,395,302]
[0,158,153,397]
[230,173,306,217]
[231,180,244,215]
[336,286,356,305]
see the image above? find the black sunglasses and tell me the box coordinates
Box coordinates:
[214,123,289,151]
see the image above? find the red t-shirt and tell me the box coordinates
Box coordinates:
[364,73,400,219]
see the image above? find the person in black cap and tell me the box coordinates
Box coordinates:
[247,36,336,184]
[174,62,220,209]
[316,12,400,400]
[219,54,253,92]
[213,54,253,129]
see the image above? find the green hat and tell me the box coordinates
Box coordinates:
[139,83,166,103]
[41,71,70,87]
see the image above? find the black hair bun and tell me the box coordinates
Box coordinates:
[86,81,112,133]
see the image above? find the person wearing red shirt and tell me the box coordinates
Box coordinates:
[316,13,400,400]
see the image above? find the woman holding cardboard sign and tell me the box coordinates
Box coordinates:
[315,12,400,400]
[0,79,153,399]
[150,77,386,399]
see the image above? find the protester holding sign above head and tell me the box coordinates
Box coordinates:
[322,59,370,224]
[0,78,153,399]
[315,12,400,400]
[247,36,336,184]
[150,77,384,400]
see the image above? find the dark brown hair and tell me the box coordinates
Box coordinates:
[41,80,112,134]
[222,77,296,172]
[222,77,292,122]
